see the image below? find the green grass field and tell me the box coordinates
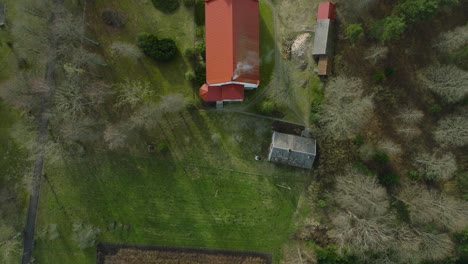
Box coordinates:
[34,111,308,263]
[0,100,30,264]
[32,1,307,263]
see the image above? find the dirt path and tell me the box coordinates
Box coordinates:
[21,1,63,263]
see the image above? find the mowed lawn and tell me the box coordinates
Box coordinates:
[33,111,309,263]
[33,1,304,263]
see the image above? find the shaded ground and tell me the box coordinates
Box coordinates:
[97,243,272,264]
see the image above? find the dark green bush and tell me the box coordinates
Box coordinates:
[373,71,386,83]
[194,61,206,87]
[151,0,180,13]
[315,245,358,264]
[345,23,364,43]
[195,40,206,61]
[429,103,442,113]
[408,170,421,181]
[371,16,406,43]
[195,0,205,26]
[137,34,178,62]
[373,151,389,164]
[352,135,365,146]
[379,171,400,188]
[457,171,468,201]
[183,0,195,8]
[398,0,440,22]
[259,100,275,115]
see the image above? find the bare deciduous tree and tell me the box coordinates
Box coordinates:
[396,127,421,139]
[419,65,468,103]
[329,169,397,259]
[72,223,100,249]
[364,46,389,65]
[335,169,389,217]
[393,226,455,263]
[110,41,143,60]
[330,211,396,258]
[396,107,424,125]
[434,22,468,52]
[414,151,457,181]
[58,117,101,144]
[103,123,133,150]
[377,139,402,159]
[319,77,374,140]
[399,185,468,232]
[116,80,154,108]
[434,114,468,147]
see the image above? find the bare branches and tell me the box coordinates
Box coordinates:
[419,65,468,103]
[434,114,468,147]
[329,169,397,259]
[414,151,457,181]
[399,185,468,232]
[116,80,154,109]
[334,169,389,217]
[364,46,389,65]
[434,22,468,52]
[110,41,143,60]
[319,77,374,140]
[330,211,396,258]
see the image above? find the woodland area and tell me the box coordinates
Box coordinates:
[0,0,466,263]
[283,0,468,263]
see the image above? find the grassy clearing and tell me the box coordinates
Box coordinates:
[0,100,30,264]
[34,111,308,263]
[86,0,196,97]
[259,0,275,87]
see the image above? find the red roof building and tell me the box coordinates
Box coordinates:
[200,0,260,102]
[317,2,336,21]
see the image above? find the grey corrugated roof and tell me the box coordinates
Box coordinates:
[313,19,333,56]
[271,132,316,154]
[268,132,317,169]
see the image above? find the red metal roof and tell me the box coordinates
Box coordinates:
[199,84,244,102]
[317,2,336,20]
[205,0,260,85]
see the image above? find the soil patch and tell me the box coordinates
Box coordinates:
[97,243,272,264]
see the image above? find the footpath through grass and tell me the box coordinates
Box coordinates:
[34,111,309,263]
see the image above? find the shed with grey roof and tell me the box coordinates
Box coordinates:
[313,19,335,58]
[0,3,5,27]
[268,131,317,169]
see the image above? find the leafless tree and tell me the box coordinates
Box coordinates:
[393,226,455,263]
[414,151,457,181]
[364,46,389,65]
[434,114,468,147]
[399,185,468,232]
[396,107,424,125]
[110,41,143,60]
[434,22,468,52]
[319,77,374,140]
[129,103,163,130]
[377,139,402,159]
[329,169,397,259]
[58,117,101,144]
[419,65,468,103]
[396,127,422,139]
[72,222,100,249]
[330,211,396,258]
[334,169,389,217]
[115,80,154,109]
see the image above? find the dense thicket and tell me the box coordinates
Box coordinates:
[137,34,177,62]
